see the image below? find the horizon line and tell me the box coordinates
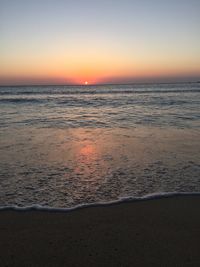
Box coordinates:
[0,80,200,87]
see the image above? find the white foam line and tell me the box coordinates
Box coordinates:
[0,192,200,212]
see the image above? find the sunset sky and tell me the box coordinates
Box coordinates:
[0,0,200,85]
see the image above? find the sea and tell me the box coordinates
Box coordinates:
[0,83,200,210]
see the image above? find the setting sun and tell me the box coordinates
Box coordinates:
[84,81,88,85]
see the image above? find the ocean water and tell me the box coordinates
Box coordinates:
[0,83,200,209]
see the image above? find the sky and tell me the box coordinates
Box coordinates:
[0,0,200,85]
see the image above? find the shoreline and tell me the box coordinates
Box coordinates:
[0,195,200,266]
[1,191,200,212]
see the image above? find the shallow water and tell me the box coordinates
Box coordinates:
[0,83,200,208]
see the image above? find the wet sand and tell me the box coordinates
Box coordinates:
[0,195,200,266]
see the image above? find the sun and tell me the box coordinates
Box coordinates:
[84,81,88,85]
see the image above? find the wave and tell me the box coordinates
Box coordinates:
[0,98,43,104]
[0,89,200,96]
[0,192,200,213]
[0,96,198,107]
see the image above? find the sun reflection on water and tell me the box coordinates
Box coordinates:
[74,142,100,179]
[80,144,95,157]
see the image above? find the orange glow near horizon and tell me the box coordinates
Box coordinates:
[1,36,200,85]
[1,54,200,85]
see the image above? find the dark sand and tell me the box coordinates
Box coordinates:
[0,196,200,267]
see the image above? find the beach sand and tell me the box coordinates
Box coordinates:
[0,196,200,266]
